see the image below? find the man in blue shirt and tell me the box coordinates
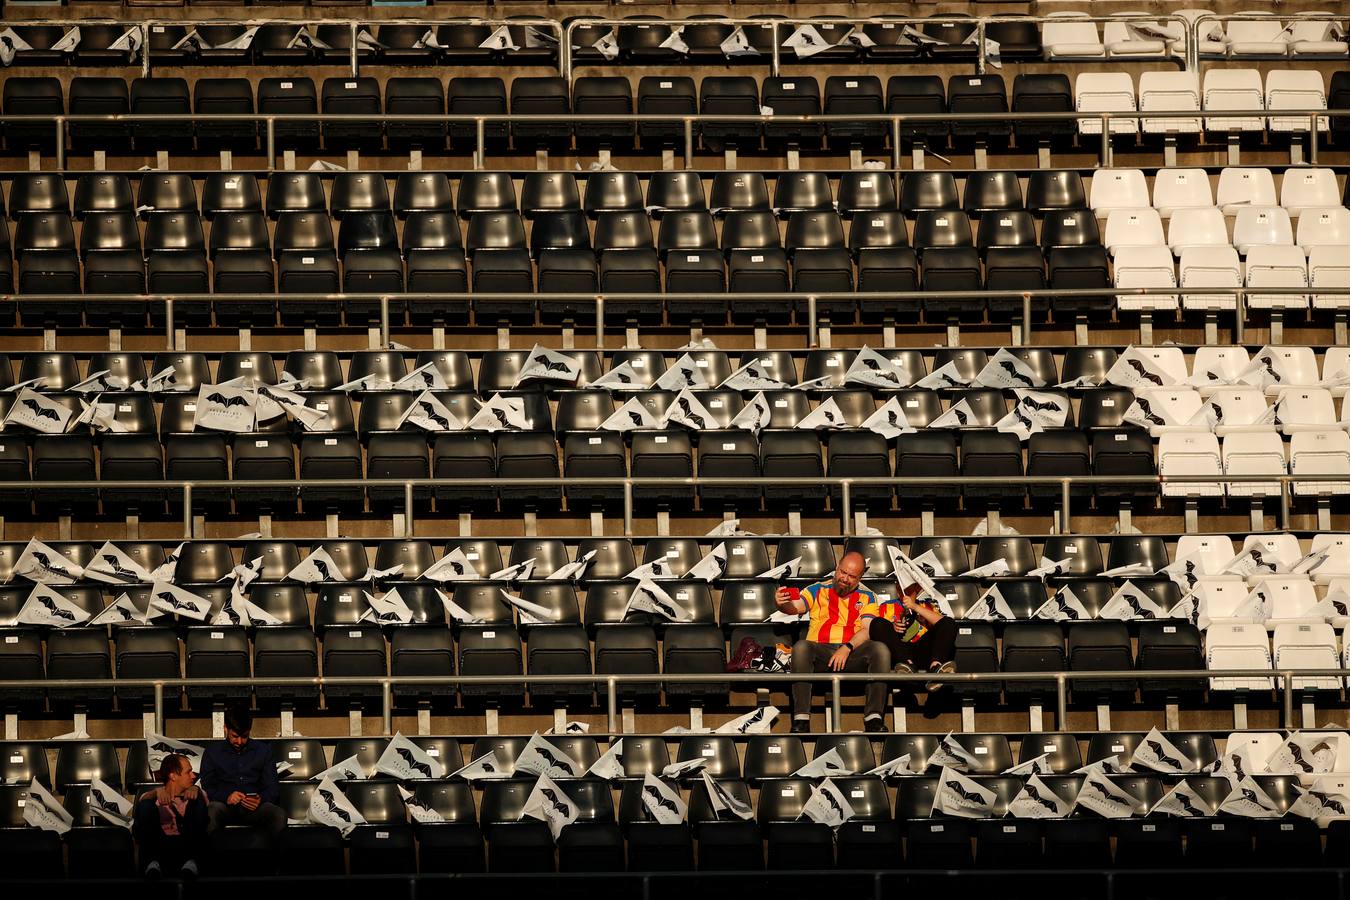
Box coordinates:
[198,705,285,852]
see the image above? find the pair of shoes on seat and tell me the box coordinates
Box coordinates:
[926,660,957,693]
[791,718,810,734]
[863,716,888,733]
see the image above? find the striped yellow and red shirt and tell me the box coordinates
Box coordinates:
[790,580,880,645]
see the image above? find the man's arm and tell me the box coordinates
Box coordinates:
[197,744,224,799]
[256,743,280,805]
[774,585,808,615]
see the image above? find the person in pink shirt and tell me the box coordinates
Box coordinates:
[133,753,209,880]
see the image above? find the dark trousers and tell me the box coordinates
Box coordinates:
[868,616,958,671]
[134,796,208,872]
[791,639,892,720]
[206,800,287,850]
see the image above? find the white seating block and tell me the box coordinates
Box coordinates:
[1222,429,1285,496]
[1279,168,1340,217]
[1291,429,1350,495]
[1217,167,1277,215]
[1139,71,1202,133]
[1159,431,1223,496]
[1113,244,1178,310]
[1152,168,1214,218]
[1232,207,1294,255]
[1245,244,1308,310]
[1266,69,1329,132]
[1206,623,1274,691]
[1090,168,1150,214]
[1203,69,1266,132]
[1308,245,1350,310]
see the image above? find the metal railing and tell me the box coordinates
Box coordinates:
[1,104,1338,173]
[9,284,1337,351]
[0,667,1339,737]
[0,473,1344,539]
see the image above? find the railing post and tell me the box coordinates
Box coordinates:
[182,483,193,538]
[623,481,633,536]
[55,116,66,171]
[164,297,175,351]
[1235,285,1245,344]
[380,294,391,349]
[1061,478,1072,534]
[770,26,780,77]
[830,675,842,733]
[1100,114,1110,167]
[265,118,276,172]
[891,116,902,171]
[382,679,393,735]
[1280,478,1291,530]
[1022,292,1032,345]
[475,118,486,170]
[840,481,853,536]
[141,23,152,78]
[607,677,618,734]
[975,20,987,75]
[807,295,818,348]
[404,481,415,538]
[153,681,164,733]
[1282,672,1294,729]
[595,295,604,349]
[683,118,694,169]
[350,22,359,77]
[1055,674,1068,731]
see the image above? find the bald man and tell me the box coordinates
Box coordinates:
[775,551,893,733]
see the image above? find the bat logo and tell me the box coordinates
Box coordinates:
[676,397,706,430]
[1311,741,1335,758]
[613,371,632,384]
[534,747,575,776]
[1310,790,1347,815]
[539,786,572,817]
[1127,359,1163,385]
[677,368,696,385]
[1287,742,1313,772]
[1022,782,1058,812]
[1053,594,1081,618]
[1021,397,1062,414]
[1230,755,1246,781]
[20,399,60,421]
[643,785,681,817]
[318,787,352,823]
[311,559,334,581]
[885,410,902,428]
[35,593,76,620]
[861,358,900,385]
[1259,356,1281,382]
[744,366,764,381]
[1239,788,1267,809]
[950,408,968,427]
[645,594,680,619]
[530,356,574,375]
[1172,791,1202,817]
[1144,739,1186,771]
[708,779,750,814]
[933,373,962,389]
[395,747,434,778]
[1209,402,1224,424]
[155,591,200,613]
[1249,548,1274,572]
[206,392,251,408]
[31,551,70,575]
[819,409,838,425]
[219,603,243,625]
[491,407,511,429]
[627,411,645,427]
[90,787,129,822]
[820,787,846,818]
[1122,592,1155,619]
[416,402,451,430]
[999,361,1035,386]
[732,709,765,733]
[1132,397,1166,426]
[1011,406,1035,432]
[1087,780,1122,803]
[99,555,138,581]
[946,781,990,805]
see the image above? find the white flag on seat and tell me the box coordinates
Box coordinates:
[376,733,446,781]
[640,773,687,823]
[148,581,212,621]
[515,734,583,780]
[22,779,72,835]
[308,776,366,837]
[17,585,90,627]
[1007,774,1072,818]
[800,778,855,827]
[514,345,582,387]
[287,546,344,584]
[4,388,72,434]
[519,773,578,839]
[933,767,997,818]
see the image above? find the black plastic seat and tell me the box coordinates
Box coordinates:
[3,78,63,150]
[69,77,130,152]
[1027,171,1088,214]
[1013,74,1076,145]
[948,74,1010,145]
[583,172,644,217]
[923,14,979,59]
[887,75,949,147]
[700,76,761,151]
[194,78,256,150]
[573,77,634,148]
[824,76,885,147]
[509,77,571,147]
[321,77,382,150]
[448,77,508,147]
[762,76,822,149]
[258,77,319,149]
[384,78,446,151]
[637,76,697,146]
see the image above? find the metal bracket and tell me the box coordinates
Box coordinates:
[1184,499,1199,534]
[1139,311,1154,346]
[459,513,473,537]
[432,327,446,351]
[724,148,737,170]
[625,327,640,350]
[662,148,675,171]
[283,149,296,171]
[348,708,362,736]
[912,144,925,171]
[973,142,988,170]
[853,510,868,537]
[346,150,360,171]
[849,148,863,170]
[754,326,768,350]
[1165,702,1180,731]
[689,706,703,731]
[1336,311,1348,346]
[239,328,252,352]
[1162,135,1177,168]
[417,706,431,736]
[1302,699,1317,729]
[125,514,139,540]
[1203,311,1218,347]
[1096,703,1111,731]
[496,327,511,350]
[4,713,15,741]
[1028,703,1044,733]
[1319,497,1333,531]
[1037,143,1051,169]
[1227,133,1240,166]
[946,322,961,348]
[326,514,340,539]
[883,324,897,348]
[1290,135,1305,166]
[786,149,800,171]
[787,510,802,536]
[921,510,935,537]
[554,708,569,734]
[485,707,499,735]
[409,150,423,172]
[523,511,538,537]
[1249,502,1265,533]
[622,708,636,734]
[59,515,72,541]
[280,708,296,737]
[656,510,671,537]
[960,700,976,733]
[1270,310,1284,346]
[892,702,907,734]
[590,510,605,537]
[142,711,157,740]
[1075,317,1090,346]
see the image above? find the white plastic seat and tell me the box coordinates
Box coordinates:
[1177,9,1229,56]
[1196,576,1264,628]
[1209,387,1276,434]
[1232,207,1294,255]
[1168,208,1229,256]
[1075,73,1138,135]
[1291,429,1350,495]
[1225,15,1291,57]
[1276,387,1337,432]
[1264,575,1324,625]
[1297,207,1350,252]
[1139,72,1202,133]
[1113,244,1178,310]
[1242,533,1305,573]
[1245,244,1309,310]
[1104,208,1166,254]
[1273,623,1342,690]
[1323,348,1350,394]
[1203,69,1266,133]
[1135,387,1206,435]
[1309,533,1350,583]
[1222,430,1286,496]
[1176,534,1238,575]
[1279,168,1340,217]
[1159,431,1224,496]
[1206,623,1275,692]
[1217,168,1278,215]
[1190,346,1252,395]
[1103,15,1172,57]
[1045,13,1107,58]
[1287,16,1347,57]
[1181,245,1241,310]
[1126,346,1190,386]
[1266,70,1329,133]
[1308,245,1350,310]
[1152,168,1215,218]
[1089,169,1150,214]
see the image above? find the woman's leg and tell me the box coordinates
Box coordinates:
[913,617,958,670]
[868,618,918,668]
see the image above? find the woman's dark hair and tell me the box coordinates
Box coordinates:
[154,753,188,785]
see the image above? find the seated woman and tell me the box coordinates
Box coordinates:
[133,752,209,879]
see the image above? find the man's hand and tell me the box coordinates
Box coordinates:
[774,587,800,612]
[226,791,246,806]
[828,645,852,671]
[900,583,923,611]
[240,794,261,812]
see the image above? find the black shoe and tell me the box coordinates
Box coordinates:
[926,660,956,693]
[863,717,888,734]
[791,719,810,734]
